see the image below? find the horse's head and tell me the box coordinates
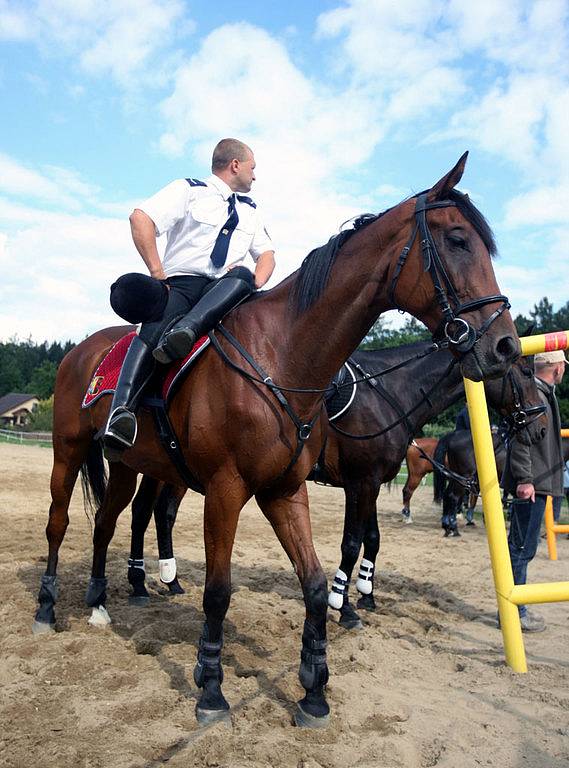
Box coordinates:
[485,355,548,446]
[388,152,519,381]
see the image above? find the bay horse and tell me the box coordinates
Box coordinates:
[401,437,441,523]
[34,154,520,727]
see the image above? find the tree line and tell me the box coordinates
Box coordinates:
[0,297,567,432]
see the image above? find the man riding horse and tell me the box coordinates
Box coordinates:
[103,138,276,459]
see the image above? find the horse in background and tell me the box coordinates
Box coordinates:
[35,154,521,727]
[433,427,507,536]
[401,437,441,523]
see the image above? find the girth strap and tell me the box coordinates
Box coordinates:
[147,398,204,493]
[210,326,322,482]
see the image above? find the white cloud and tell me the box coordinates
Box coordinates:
[0,200,139,342]
[0,0,191,88]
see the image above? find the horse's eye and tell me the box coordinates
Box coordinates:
[448,234,468,249]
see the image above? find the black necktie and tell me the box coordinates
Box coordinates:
[210,194,239,268]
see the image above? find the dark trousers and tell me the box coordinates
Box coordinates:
[508,494,562,615]
[138,275,213,348]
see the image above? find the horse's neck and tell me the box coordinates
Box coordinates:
[362,347,464,435]
[246,220,399,395]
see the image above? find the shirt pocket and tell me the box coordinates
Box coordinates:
[191,200,223,229]
[231,219,255,256]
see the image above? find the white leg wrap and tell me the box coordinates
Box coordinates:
[159,557,177,584]
[328,569,348,610]
[88,605,111,627]
[356,558,374,595]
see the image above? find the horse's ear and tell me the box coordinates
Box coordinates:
[523,323,535,336]
[427,151,469,201]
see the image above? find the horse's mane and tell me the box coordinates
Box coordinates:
[289,213,381,315]
[288,188,496,317]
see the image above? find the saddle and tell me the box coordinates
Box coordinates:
[324,362,357,421]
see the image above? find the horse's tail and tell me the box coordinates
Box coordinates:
[433,433,451,504]
[80,438,108,515]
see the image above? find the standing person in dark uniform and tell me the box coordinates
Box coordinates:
[103,138,275,459]
[455,404,470,431]
[501,349,567,632]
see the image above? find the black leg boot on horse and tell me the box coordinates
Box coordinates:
[102,334,155,461]
[152,270,254,364]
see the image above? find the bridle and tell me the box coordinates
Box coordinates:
[499,368,547,438]
[388,192,510,354]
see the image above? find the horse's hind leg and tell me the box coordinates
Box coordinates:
[33,436,94,634]
[85,463,138,624]
[128,476,159,606]
[154,484,185,595]
[256,483,330,729]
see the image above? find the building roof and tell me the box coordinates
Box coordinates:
[0,393,39,416]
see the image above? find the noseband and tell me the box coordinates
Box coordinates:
[388,193,510,354]
[500,369,547,437]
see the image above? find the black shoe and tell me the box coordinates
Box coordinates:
[153,326,198,364]
[103,406,137,453]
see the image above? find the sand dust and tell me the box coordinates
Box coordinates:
[1,442,568,768]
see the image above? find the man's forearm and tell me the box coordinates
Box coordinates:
[130,209,165,279]
[254,251,275,288]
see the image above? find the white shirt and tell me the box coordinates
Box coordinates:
[139,174,274,279]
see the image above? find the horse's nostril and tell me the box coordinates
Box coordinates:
[496,335,517,360]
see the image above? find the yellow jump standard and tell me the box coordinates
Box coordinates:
[463,330,569,672]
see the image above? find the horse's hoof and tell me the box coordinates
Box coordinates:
[356,594,376,612]
[166,577,185,596]
[404,516,413,524]
[32,620,55,635]
[294,703,330,729]
[339,615,363,630]
[88,605,111,627]
[195,707,231,727]
[128,594,150,607]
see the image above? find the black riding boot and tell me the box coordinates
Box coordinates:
[153,275,253,364]
[102,335,154,460]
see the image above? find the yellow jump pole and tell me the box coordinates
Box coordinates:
[464,378,527,672]
[545,496,558,561]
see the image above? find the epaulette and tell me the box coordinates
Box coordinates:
[236,194,257,208]
[186,178,207,187]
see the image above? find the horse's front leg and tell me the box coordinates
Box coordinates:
[194,477,249,725]
[86,463,138,624]
[256,483,329,729]
[330,477,380,629]
[356,506,381,613]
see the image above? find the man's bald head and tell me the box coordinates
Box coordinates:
[212,139,253,172]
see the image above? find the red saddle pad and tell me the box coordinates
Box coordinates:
[82,332,210,408]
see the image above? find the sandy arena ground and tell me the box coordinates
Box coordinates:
[1,442,568,768]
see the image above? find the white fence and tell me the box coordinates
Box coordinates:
[0,429,52,446]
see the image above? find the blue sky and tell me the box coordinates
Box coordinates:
[0,0,567,342]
